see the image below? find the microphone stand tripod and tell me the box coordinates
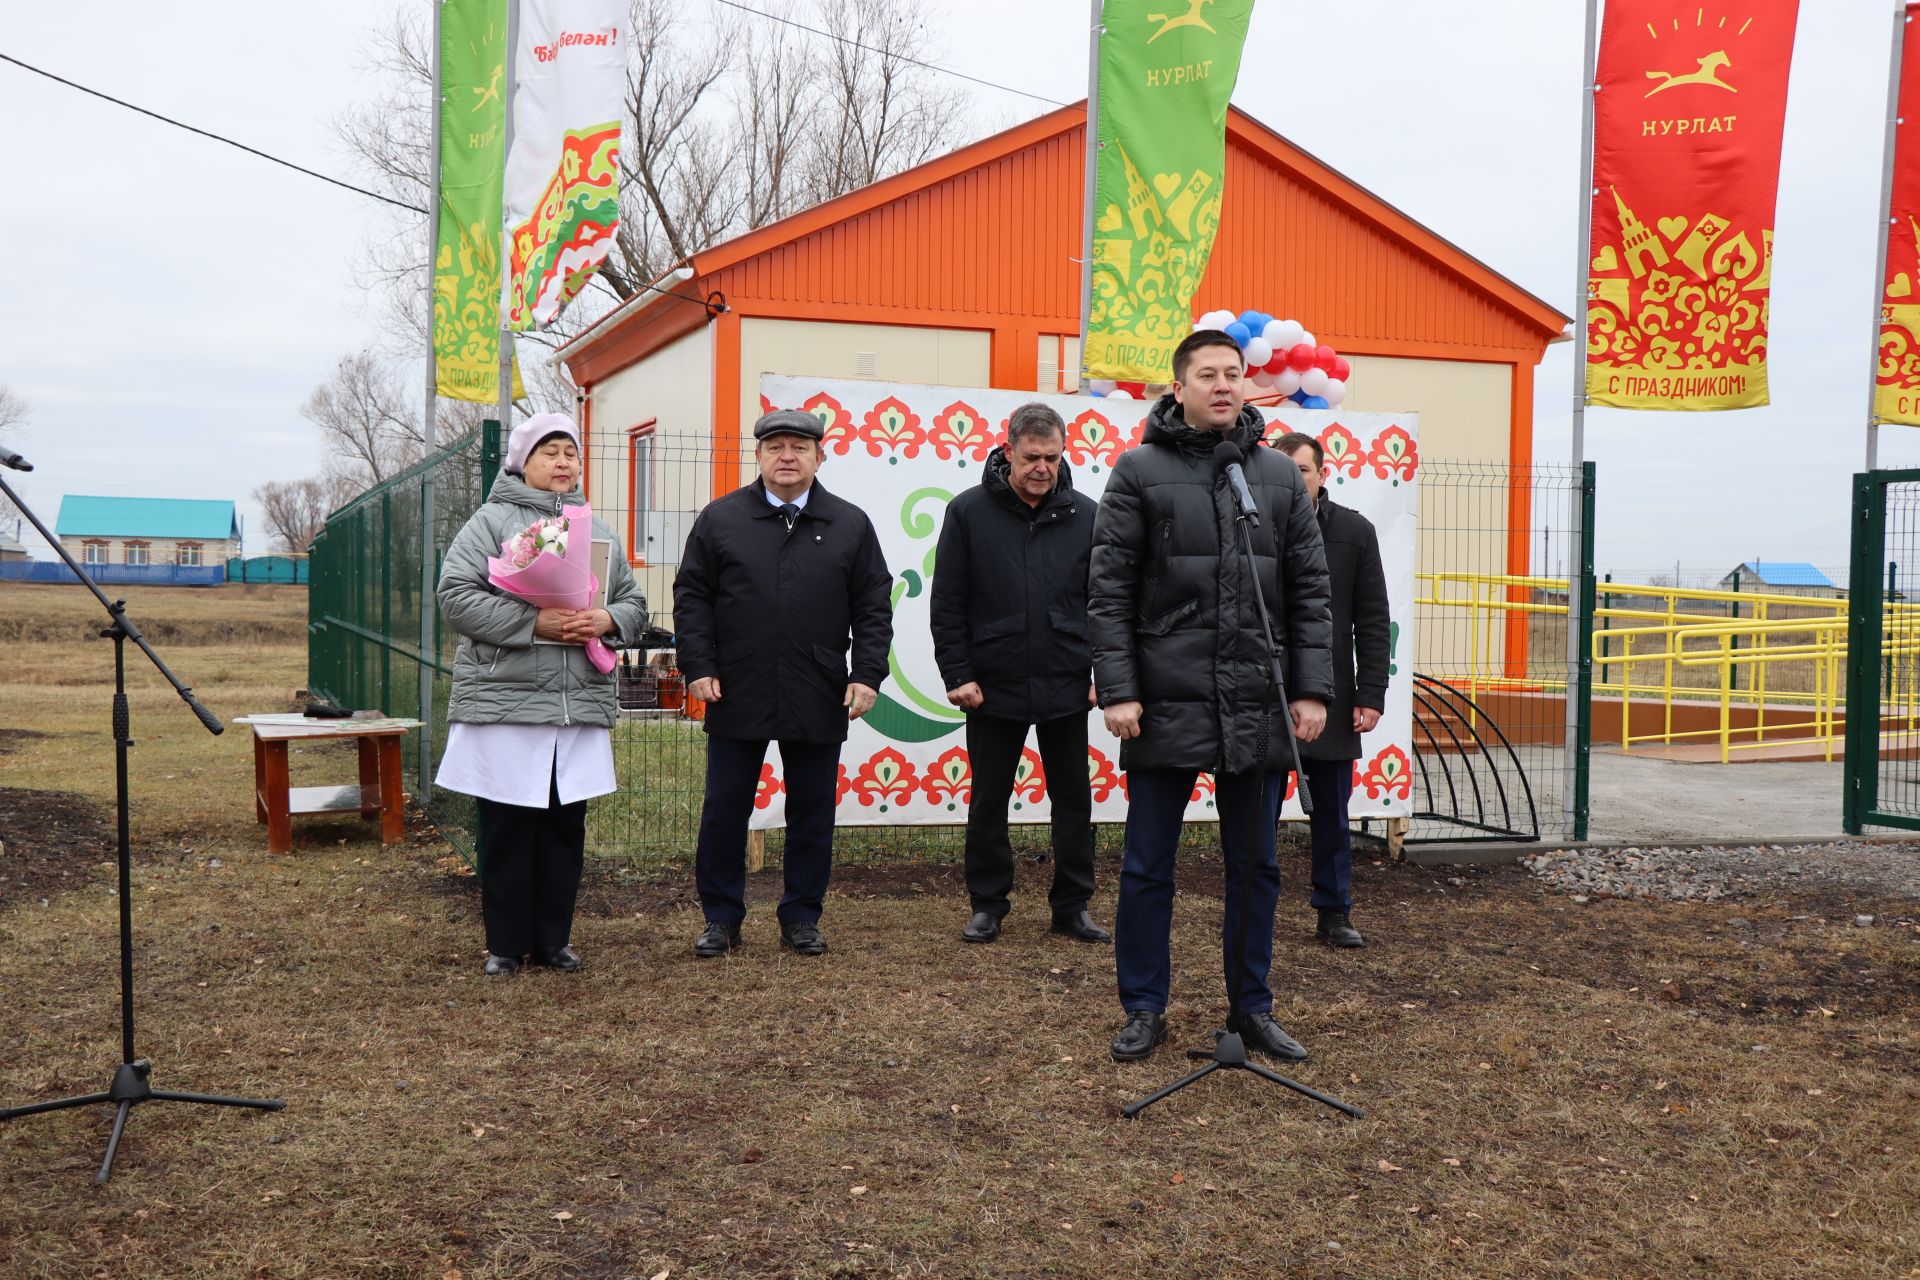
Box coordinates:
[1124,471,1363,1120]
[0,470,283,1182]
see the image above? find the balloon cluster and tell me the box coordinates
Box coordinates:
[1192,309,1349,409]
[1083,377,1160,400]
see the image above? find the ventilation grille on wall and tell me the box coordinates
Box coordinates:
[854,351,877,378]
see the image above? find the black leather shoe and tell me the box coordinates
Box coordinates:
[1228,1011,1309,1062]
[482,953,520,977]
[1049,908,1112,943]
[780,920,828,956]
[961,911,1002,943]
[1110,1010,1167,1062]
[1316,909,1366,949]
[532,945,581,972]
[694,921,741,958]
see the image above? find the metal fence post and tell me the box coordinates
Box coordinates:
[481,419,502,499]
[1571,462,1596,842]
[1845,471,1888,834]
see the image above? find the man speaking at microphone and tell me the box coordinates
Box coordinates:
[1088,328,1334,1064]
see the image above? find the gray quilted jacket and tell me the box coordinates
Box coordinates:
[438,474,648,728]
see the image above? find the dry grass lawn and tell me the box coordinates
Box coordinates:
[2,585,1918,1279]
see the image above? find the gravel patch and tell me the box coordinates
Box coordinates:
[1521,840,1920,906]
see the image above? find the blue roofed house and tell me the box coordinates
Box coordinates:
[54,496,239,570]
[1717,561,1844,599]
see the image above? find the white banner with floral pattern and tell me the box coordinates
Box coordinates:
[746,377,1418,828]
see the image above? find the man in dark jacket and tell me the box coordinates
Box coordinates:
[674,409,894,958]
[931,402,1110,946]
[1275,432,1391,949]
[1089,329,1334,1064]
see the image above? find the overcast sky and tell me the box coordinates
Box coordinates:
[0,0,1909,583]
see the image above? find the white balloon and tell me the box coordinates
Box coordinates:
[1243,337,1273,368]
[1323,377,1348,406]
[1299,330,1317,350]
[1085,379,1115,396]
[1273,368,1303,397]
[1251,368,1278,388]
[1300,367,1330,397]
[1270,319,1305,350]
[1106,388,1134,399]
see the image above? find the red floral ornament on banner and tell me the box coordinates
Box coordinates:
[1189,772,1216,806]
[754,763,783,811]
[920,747,973,811]
[1086,747,1123,803]
[835,763,853,804]
[1010,748,1048,809]
[859,396,925,462]
[803,392,856,456]
[1366,426,1418,485]
[927,402,995,464]
[1357,745,1412,800]
[1284,772,1298,803]
[758,394,775,417]
[1062,410,1132,472]
[850,747,918,811]
[1317,423,1367,481]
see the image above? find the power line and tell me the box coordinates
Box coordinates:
[709,0,1069,107]
[0,51,428,215]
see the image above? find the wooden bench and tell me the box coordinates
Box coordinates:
[240,716,423,853]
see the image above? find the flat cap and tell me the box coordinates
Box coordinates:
[753,409,825,442]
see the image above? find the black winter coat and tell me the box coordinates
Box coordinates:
[672,479,894,743]
[1088,398,1334,775]
[1298,497,1392,762]
[929,448,1095,725]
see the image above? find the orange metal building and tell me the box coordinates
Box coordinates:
[558,102,1568,649]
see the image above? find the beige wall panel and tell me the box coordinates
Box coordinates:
[586,329,714,579]
[1343,356,1510,465]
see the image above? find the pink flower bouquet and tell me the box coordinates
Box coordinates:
[485,503,617,674]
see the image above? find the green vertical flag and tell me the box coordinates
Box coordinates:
[1084,0,1255,383]
[434,0,515,402]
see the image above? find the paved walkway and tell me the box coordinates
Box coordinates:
[1587,752,1854,843]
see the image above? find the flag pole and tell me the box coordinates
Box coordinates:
[496,0,520,435]
[1076,0,1103,388]
[1564,0,1600,841]
[419,0,445,795]
[1868,2,1912,471]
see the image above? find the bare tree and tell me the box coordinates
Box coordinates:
[802,0,968,204]
[0,384,25,436]
[254,476,356,552]
[300,350,487,488]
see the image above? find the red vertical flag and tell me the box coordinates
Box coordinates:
[1877,5,1920,425]
[1586,1,1801,411]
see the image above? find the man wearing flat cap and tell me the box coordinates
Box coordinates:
[674,409,895,958]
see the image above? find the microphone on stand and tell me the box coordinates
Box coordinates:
[0,445,33,472]
[1212,440,1258,525]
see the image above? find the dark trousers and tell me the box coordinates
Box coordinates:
[1302,756,1355,913]
[474,768,586,959]
[963,711,1096,918]
[1114,768,1283,1016]
[694,735,841,927]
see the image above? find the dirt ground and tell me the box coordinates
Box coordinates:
[3,586,1918,1278]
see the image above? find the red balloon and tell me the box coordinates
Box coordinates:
[1286,343,1317,372]
[1331,356,1351,381]
[1116,381,1147,398]
[1314,344,1338,373]
[1263,355,1288,375]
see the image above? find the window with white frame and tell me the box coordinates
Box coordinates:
[177,543,203,567]
[83,541,107,565]
[630,426,655,560]
[125,542,150,566]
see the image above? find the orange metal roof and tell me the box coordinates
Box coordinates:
[562,103,1568,384]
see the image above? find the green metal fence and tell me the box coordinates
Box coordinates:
[1843,468,1920,833]
[307,423,500,858]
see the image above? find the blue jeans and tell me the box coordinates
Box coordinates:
[694,735,841,926]
[1114,768,1283,1016]
[1302,756,1355,913]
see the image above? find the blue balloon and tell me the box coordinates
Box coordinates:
[1239,309,1272,334]
[1288,389,1310,404]
[1223,321,1253,348]
[1300,395,1331,410]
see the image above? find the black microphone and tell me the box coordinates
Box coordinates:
[1212,440,1259,526]
[0,445,32,472]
